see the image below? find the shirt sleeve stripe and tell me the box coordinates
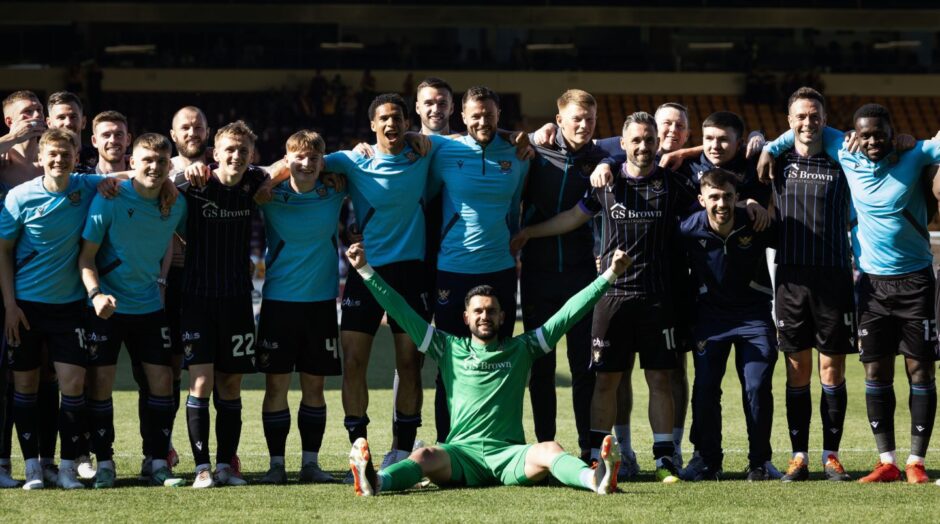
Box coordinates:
[535,327,551,354]
[418,324,435,354]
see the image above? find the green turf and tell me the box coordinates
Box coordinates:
[2,323,940,522]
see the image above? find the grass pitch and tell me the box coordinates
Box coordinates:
[2,323,940,522]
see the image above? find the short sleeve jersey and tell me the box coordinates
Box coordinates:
[82,179,188,314]
[0,173,105,303]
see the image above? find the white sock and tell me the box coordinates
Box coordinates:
[302,451,319,466]
[822,450,838,467]
[98,460,115,472]
[907,455,925,466]
[792,451,808,462]
[580,468,595,490]
[613,425,633,456]
[653,433,673,466]
[152,459,168,471]
[879,451,896,465]
[270,456,285,467]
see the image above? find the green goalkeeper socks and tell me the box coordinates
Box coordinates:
[377,458,424,492]
[550,453,594,490]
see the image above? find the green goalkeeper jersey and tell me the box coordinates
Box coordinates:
[359,267,611,445]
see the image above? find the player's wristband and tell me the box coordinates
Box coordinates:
[156,277,168,287]
[357,264,375,280]
[88,287,101,300]
[601,268,617,284]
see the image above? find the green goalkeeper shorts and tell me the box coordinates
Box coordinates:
[440,440,534,487]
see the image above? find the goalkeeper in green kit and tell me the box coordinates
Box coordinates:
[345,242,631,496]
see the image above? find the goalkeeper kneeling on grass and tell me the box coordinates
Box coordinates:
[345,242,631,495]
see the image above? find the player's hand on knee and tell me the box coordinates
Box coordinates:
[590,163,613,188]
[92,293,117,319]
[345,242,367,269]
[4,305,29,347]
[610,249,633,276]
[353,142,375,158]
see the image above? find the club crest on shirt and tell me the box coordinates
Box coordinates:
[87,343,98,361]
[499,160,512,174]
[737,235,753,249]
[316,186,328,198]
[696,340,707,355]
[405,151,418,163]
[68,190,82,206]
[437,288,450,305]
[650,178,665,194]
[243,183,251,193]
[183,344,193,360]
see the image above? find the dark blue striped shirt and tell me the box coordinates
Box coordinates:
[772,148,850,268]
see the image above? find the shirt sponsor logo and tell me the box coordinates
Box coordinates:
[181,331,201,342]
[786,164,835,183]
[462,352,512,371]
[260,339,279,350]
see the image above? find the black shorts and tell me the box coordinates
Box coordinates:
[434,268,518,338]
[256,299,342,376]
[164,266,184,356]
[775,264,857,355]
[857,268,938,363]
[6,300,86,371]
[341,260,430,335]
[590,296,678,371]
[85,310,173,367]
[179,294,257,374]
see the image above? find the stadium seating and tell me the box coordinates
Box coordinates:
[595,94,940,142]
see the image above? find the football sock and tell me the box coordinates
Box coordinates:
[147,394,175,460]
[785,384,811,454]
[1,381,13,459]
[214,397,242,465]
[262,409,291,459]
[395,410,421,452]
[302,451,319,466]
[186,396,211,466]
[344,415,369,445]
[298,404,326,454]
[58,394,85,461]
[613,424,633,456]
[820,381,847,453]
[909,380,936,458]
[37,380,58,459]
[550,452,594,490]
[87,397,115,462]
[865,380,895,454]
[172,379,182,415]
[652,433,675,465]
[672,427,684,456]
[879,451,897,465]
[589,429,609,461]
[138,384,150,457]
[376,458,422,493]
[434,371,449,443]
[12,392,38,459]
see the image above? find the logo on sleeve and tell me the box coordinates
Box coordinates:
[499,160,512,174]
[68,190,82,206]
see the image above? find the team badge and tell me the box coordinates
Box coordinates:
[650,178,665,194]
[257,351,270,368]
[316,187,328,198]
[437,289,451,305]
[592,347,602,365]
[405,151,418,163]
[88,344,98,360]
[737,235,753,249]
[68,190,82,206]
[184,344,193,360]
[243,184,251,193]
[696,340,707,355]
[127,208,135,218]
[499,160,512,174]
